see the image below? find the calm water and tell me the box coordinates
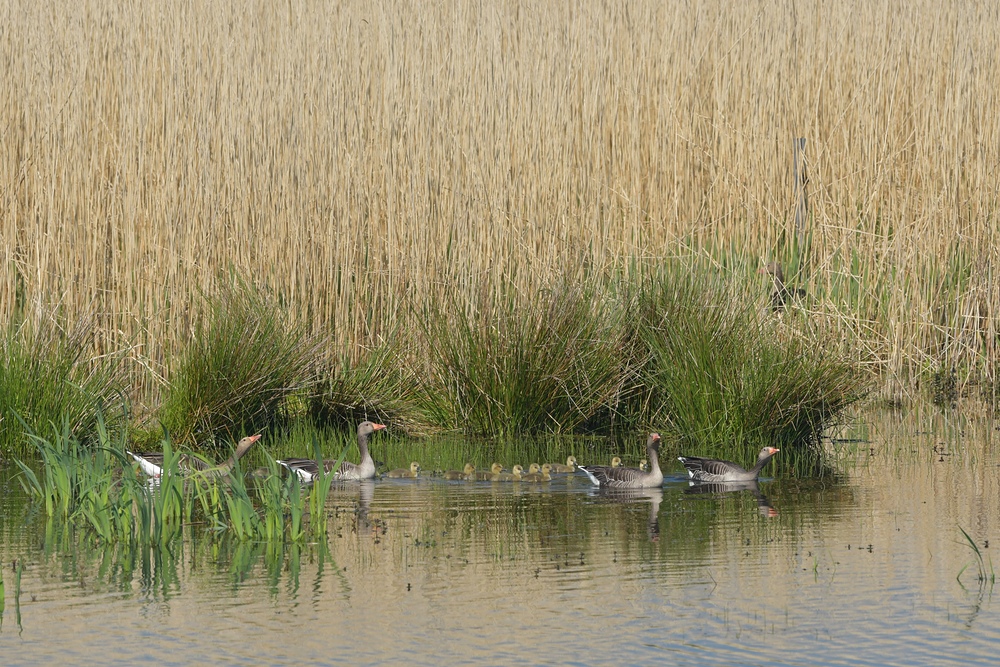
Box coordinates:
[1,409,998,666]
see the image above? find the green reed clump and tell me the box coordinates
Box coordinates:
[159,278,323,450]
[636,264,867,470]
[310,333,429,435]
[958,525,996,588]
[15,416,183,545]
[421,280,629,436]
[14,413,328,545]
[0,315,126,457]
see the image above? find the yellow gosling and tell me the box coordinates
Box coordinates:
[473,463,505,481]
[443,463,476,480]
[496,464,524,481]
[548,456,577,473]
[522,463,552,482]
[387,461,421,478]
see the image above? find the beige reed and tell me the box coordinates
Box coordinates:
[2,0,998,405]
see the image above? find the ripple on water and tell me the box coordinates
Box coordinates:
[4,424,1000,667]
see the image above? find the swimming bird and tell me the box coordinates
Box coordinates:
[128,434,262,479]
[521,463,552,482]
[443,463,476,480]
[496,464,524,481]
[677,446,780,483]
[547,456,577,473]
[387,461,421,478]
[578,434,664,489]
[473,463,505,481]
[277,421,386,482]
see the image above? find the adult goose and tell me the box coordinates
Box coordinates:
[678,446,779,483]
[443,463,476,480]
[579,434,664,489]
[547,456,577,474]
[387,461,421,478]
[277,421,386,482]
[473,462,504,481]
[128,434,262,479]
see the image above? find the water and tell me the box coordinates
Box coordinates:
[1,409,998,666]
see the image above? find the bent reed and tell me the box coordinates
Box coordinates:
[2,2,997,454]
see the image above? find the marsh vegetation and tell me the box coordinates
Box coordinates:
[1,1,996,467]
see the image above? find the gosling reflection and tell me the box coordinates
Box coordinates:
[683,480,778,517]
[595,486,663,542]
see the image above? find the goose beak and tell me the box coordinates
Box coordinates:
[372,423,387,431]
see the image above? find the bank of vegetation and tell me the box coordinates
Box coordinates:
[2,1,997,468]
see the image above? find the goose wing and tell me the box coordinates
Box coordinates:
[277,458,321,482]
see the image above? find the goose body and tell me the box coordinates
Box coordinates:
[278,421,386,482]
[677,446,779,483]
[443,463,476,480]
[547,456,577,474]
[579,434,664,489]
[387,461,421,478]
[128,434,262,479]
[496,465,524,482]
[473,463,504,481]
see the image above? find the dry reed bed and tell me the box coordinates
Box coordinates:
[2,0,998,405]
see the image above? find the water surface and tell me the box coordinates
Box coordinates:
[1,410,998,666]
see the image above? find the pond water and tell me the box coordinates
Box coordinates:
[1,409,998,666]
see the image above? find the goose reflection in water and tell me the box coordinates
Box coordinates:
[593,486,663,542]
[683,480,778,517]
[352,479,376,533]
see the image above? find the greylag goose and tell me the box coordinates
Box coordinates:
[579,434,664,489]
[760,262,805,312]
[678,446,779,483]
[443,463,476,480]
[495,464,524,481]
[639,458,649,472]
[387,461,421,478]
[128,434,261,479]
[277,421,386,482]
[610,456,622,468]
[522,463,552,482]
[547,456,577,473]
[473,462,504,481]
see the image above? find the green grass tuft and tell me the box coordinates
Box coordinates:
[420,279,629,436]
[0,315,126,457]
[635,263,868,472]
[159,278,323,450]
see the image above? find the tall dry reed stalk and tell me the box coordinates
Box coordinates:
[1,0,998,408]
